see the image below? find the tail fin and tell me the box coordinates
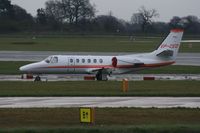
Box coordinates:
[153,29,184,60]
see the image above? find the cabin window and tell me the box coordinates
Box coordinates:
[70,59,73,63]
[99,59,103,63]
[82,59,85,63]
[88,59,91,63]
[93,59,97,63]
[76,59,80,63]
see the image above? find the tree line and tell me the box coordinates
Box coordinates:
[0,0,200,34]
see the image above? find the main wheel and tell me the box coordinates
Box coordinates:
[96,70,108,81]
[34,75,41,81]
[96,69,102,81]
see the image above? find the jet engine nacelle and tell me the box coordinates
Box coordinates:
[113,56,145,68]
[112,57,118,67]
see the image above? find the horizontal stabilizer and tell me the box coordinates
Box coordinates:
[156,50,174,57]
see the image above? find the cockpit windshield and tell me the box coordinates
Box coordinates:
[45,56,51,63]
[45,56,58,64]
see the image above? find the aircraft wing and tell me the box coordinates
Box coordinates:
[87,58,144,74]
[118,58,144,67]
[88,67,114,75]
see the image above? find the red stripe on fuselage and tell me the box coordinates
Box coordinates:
[141,61,175,68]
[44,61,175,69]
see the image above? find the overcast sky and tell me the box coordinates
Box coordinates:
[11,0,200,22]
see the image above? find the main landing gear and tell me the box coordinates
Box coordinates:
[34,75,41,82]
[96,69,108,81]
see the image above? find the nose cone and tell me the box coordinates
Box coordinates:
[19,62,40,73]
[19,65,29,73]
[19,62,46,74]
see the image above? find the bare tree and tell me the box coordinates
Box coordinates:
[132,6,159,32]
[36,8,47,25]
[44,0,95,25]
[131,13,144,25]
[59,0,74,23]
[45,0,62,22]
[71,0,95,24]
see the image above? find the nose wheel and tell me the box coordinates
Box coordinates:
[34,75,41,82]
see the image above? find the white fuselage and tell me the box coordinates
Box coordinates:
[19,53,174,75]
[19,29,183,77]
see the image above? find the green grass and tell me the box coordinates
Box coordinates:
[0,108,199,133]
[140,65,200,74]
[1,61,200,74]
[0,36,199,52]
[0,61,30,74]
[0,81,199,97]
[1,126,200,133]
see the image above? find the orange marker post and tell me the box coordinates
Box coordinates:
[122,78,129,92]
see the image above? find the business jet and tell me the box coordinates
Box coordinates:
[19,29,184,81]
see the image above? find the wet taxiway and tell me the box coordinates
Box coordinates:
[0,97,199,108]
[0,74,200,81]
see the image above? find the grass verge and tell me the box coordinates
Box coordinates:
[0,61,30,74]
[0,36,200,52]
[1,125,200,133]
[0,81,199,97]
[0,108,199,132]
